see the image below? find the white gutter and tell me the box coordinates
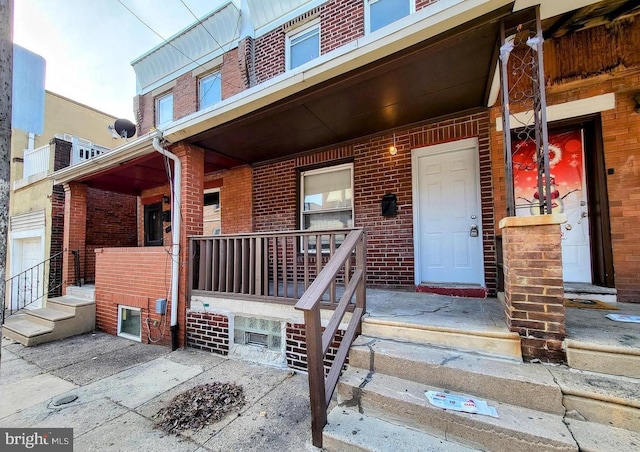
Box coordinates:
[152,132,182,351]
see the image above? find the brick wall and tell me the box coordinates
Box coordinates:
[319,0,363,55]
[84,188,138,282]
[63,183,87,289]
[253,111,497,292]
[286,323,347,373]
[501,216,566,363]
[95,247,172,345]
[174,72,197,121]
[222,47,247,99]
[134,93,155,136]
[220,165,253,233]
[186,312,229,355]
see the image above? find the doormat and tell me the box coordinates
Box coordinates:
[564,298,619,310]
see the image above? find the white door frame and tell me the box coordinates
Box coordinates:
[411,137,485,286]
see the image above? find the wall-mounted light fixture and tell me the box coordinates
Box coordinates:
[389,133,398,156]
[634,93,640,114]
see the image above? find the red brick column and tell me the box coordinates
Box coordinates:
[169,143,204,347]
[499,214,567,363]
[62,182,88,291]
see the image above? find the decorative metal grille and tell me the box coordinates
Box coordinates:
[500,6,552,216]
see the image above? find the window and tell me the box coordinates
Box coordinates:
[366,0,412,33]
[144,202,163,246]
[118,306,141,341]
[199,72,222,110]
[155,92,173,127]
[203,189,221,235]
[286,22,320,70]
[301,163,354,250]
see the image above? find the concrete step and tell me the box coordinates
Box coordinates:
[65,285,95,301]
[24,307,74,328]
[349,336,564,415]
[1,302,95,347]
[337,367,577,452]
[361,317,522,361]
[564,418,640,452]
[565,339,640,378]
[550,366,640,433]
[564,283,617,304]
[2,315,54,346]
[47,296,95,314]
[324,407,481,452]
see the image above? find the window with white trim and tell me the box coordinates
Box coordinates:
[118,306,141,342]
[286,21,320,70]
[365,0,413,34]
[199,72,222,110]
[155,92,173,127]
[301,163,354,250]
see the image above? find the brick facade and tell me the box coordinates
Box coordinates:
[186,312,230,355]
[253,112,497,292]
[500,216,566,363]
[286,323,347,374]
[95,247,172,345]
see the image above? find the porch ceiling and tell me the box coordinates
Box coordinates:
[185,6,513,166]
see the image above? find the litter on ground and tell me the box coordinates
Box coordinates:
[425,390,498,418]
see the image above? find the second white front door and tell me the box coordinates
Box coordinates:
[412,138,485,285]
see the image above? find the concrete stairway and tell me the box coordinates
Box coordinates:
[324,335,640,451]
[2,286,95,346]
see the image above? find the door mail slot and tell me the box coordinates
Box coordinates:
[381,193,398,217]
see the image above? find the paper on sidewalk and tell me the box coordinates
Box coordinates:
[606,314,640,324]
[425,390,498,418]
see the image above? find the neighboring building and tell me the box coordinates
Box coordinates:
[6,91,131,311]
[50,0,639,366]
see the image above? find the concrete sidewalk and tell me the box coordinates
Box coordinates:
[0,332,313,451]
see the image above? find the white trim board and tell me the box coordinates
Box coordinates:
[496,93,616,131]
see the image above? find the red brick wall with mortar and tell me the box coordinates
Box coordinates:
[220,165,253,234]
[186,312,229,355]
[490,71,640,302]
[173,72,197,122]
[134,93,155,136]
[63,183,87,290]
[84,188,137,283]
[286,323,347,373]
[170,143,205,347]
[253,111,497,293]
[501,221,565,363]
[222,47,247,99]
[95,247,172,345]
[51,139,72,279]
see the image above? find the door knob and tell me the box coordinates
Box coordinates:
[470,224,479,237]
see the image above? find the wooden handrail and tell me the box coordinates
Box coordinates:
[294,228,366,448]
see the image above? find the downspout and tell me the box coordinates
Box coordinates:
[152,132,181,351]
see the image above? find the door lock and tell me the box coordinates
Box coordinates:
[470,224,479,237]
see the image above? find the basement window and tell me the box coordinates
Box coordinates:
[118,306,141,342]
[234,316,281,351]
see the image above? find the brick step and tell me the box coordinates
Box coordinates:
[349,336,564,414]
[565,339,640,379]
[336,368,578,452]
[361,317,522,361]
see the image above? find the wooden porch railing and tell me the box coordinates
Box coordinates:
[295,228,366,448]
[189,229,357,304]
[188,228,367,448]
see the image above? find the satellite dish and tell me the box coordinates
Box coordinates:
[113,119,137,139]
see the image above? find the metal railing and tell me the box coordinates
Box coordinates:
[294,228,366,448]
[2,249,65,324]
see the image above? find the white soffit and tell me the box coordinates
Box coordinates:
[495,93,616,131]
[132,2,241,93]
[513,0,603,20]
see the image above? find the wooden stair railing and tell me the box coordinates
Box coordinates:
[294,228,366,448]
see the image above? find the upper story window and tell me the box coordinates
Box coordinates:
[365,0,413,34]
[155,92,173,127]
[286,21,320,70]
[199,72,222,110]
[301,162,353,229]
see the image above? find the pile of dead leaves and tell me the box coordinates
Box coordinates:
[154,382,246,434]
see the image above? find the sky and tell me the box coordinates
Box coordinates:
[14,0,232,120]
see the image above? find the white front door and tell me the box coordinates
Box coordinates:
[513,129,592,283]
[11,237,44,310]
[412,138,485,285]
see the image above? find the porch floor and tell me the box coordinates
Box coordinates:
[364,288,640,350]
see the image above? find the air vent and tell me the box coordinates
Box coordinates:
[246,332,268,348]
[234,316,282,351]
